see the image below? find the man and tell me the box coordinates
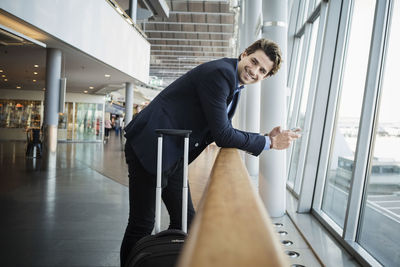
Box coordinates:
[121,38,300,265]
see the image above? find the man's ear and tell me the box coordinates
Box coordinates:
[239,51,247,61]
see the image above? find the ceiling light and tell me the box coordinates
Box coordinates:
[1,75,5,77]
[33,72,38,75]
[84,90,88,94]
[89,86,94,89]
[105,74,111,78]
[33,79,37,82]
[4,79,8,81]
[34,65,39,68]
[42,88,45,91]
[0,70,3,72]
[16,86,21,89]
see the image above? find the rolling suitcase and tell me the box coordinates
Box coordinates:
[124,129,192,267]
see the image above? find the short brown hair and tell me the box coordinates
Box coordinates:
[241,38,282,77]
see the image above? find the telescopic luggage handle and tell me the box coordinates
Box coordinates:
[155,129,192,137]
[155,129,192,234]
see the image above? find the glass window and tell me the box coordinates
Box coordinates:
[357,1,400,265]
[0,99,41,128]
[300,0,311,25]
[58,103,69,129]
[66,102,74,140]
[287,35,305,129]
[288,17,320,186]
[321,0,376,228]
[74,103,103,141]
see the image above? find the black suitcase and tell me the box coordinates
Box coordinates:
[124,129,192,267]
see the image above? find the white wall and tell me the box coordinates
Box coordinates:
[0,0,150,83]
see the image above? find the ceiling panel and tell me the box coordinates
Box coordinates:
[137,0,238,87]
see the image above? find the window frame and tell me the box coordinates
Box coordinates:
[292,2,327,195]
[298,0,393,266]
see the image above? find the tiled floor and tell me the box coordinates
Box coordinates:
[0,132,326,266]
[0,135,129,266]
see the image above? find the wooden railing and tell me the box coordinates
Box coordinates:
[178,148,289,267]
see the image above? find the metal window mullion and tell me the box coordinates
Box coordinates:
[286,38,304,179]
[294,2,328,195]
[297,1,328,203]
[286,24,313,188]
[343,0,391,242]
[287,33,305,125]
[288,0,308,88]
[287,36,302,90]
[287,0,302,78]
[292,0,322,114]
[298,0,310,32]
[294,0,311,38]
[291,25,312,130]
[312,0,353,214]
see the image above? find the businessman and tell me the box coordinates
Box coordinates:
[121,38,300,265]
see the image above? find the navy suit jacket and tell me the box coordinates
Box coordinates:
[124,58,266,174]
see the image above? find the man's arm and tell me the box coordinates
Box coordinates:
[195,66,266,156]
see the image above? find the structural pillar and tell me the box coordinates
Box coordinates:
[234,0,248,161]
[259,0,288,217]
[129,0,137,23]
[244,0,262,176]
[43,48,62,153]
[125,82,134,126]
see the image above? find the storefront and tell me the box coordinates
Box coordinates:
[0,89,105,142]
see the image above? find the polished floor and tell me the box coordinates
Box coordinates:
[0,136,129,266]
[0,132,219,266]
[0,132,326,266]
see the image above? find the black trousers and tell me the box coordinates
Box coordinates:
[120,143,195,266]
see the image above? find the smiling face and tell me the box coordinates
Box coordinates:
[237,49,275,85]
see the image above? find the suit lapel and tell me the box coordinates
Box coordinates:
[228,90,241,119]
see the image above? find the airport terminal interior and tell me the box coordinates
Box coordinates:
[0,0,399,266]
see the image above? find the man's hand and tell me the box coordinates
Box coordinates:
[268,126,281,138]
[269,127,301,150]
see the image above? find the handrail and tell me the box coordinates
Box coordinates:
[178,148,289,267]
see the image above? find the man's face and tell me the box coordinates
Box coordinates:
[237,49,274,85]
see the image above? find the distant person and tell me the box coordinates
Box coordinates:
[114,116,121,136]
[119,116,124,136]
[104,118,112,140]
[121,38,301,266]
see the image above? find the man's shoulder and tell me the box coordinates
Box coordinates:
[199,58,237,73]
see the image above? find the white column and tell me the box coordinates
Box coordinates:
[259,0,288,217]
[234,1,248,132]
[129,0,137,23]
[244,0,262,176]
[43,48,62,153]
[125,82,134,125]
